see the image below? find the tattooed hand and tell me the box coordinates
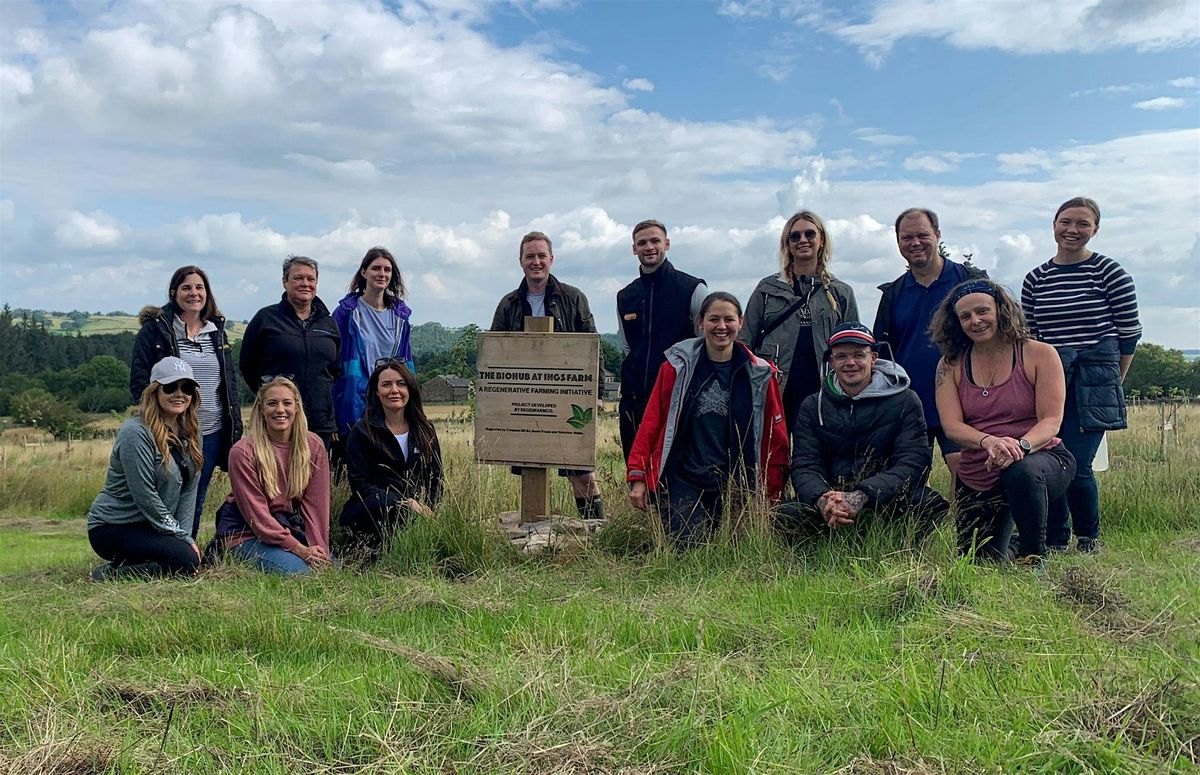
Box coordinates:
[843,490,868,516]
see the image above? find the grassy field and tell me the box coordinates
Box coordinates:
[0,407,1197,773]
[33,312,249,340]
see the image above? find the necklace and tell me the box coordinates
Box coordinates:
[973,348,1006,397]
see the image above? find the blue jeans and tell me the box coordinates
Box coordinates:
[229,538,311,575]
[1046,388,1104,545]
[193,432,222,539]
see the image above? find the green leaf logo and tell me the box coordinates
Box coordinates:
[567,404,594,429]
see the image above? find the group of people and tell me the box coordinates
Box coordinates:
[86,195,1139,577]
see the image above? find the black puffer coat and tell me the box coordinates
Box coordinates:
[339,413,443,533]
[790,359,931,507]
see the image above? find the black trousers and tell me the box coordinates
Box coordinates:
[774,485,949,543]
[956,444,1076,560]
[89,522,199,577]
[619,395,648,461]
[657,475,728,548]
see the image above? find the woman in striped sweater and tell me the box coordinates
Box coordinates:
[1021,197,1141,553]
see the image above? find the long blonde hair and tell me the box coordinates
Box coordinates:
[137,383,203,472]
[776,210,840,316]
[245,377,313,501]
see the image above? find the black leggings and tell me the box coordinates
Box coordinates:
[89,522,199,577]
[956,444,1076,560]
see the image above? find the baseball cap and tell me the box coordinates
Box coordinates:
[823,322,876,360]
[150,356,196,386]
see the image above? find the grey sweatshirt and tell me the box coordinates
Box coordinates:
[87,417,198,542]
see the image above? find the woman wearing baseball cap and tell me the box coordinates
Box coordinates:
[87,357,204,579]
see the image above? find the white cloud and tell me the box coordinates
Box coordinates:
[903,151,980,174]
[853,127,915,146]
[283,153,383,182]
[1133,96,1187,110]
[55,210,123,249]
[996,149,1056,175]
[1168,76,1198,88]
[622,77,654,92]
[831,0,1200,60]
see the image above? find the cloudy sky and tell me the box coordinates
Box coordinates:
[1,0,1198,347]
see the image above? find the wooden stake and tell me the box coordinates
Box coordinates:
[520,316,554,522]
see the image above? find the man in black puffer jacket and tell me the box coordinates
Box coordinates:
[777,323,948,541]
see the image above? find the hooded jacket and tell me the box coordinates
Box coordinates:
[740,272,859,388]
[339,407,443,531]
[790,359,932,507]
[239,294,341,435]
[332,292,415,435]
[130,302,243,469]
[626,339,789,501]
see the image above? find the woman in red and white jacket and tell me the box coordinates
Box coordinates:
[627,291,789,546]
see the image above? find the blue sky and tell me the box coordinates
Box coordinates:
[1,0,1198,347]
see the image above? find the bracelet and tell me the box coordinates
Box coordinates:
[979,433,992,448]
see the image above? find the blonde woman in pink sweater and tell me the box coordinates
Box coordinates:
[215,377,332,574]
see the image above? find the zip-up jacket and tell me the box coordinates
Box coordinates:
[240,294,341,434]
[1056,337,1128,431]
[740,273,859,388]
[616,260,705,402]
[130,302,243,469]
[790,359,932,507]
[872,261,987,357]
[626,339,789,501]
[332,292,415,435]
[490,273,597,335]
[339,410,443,530]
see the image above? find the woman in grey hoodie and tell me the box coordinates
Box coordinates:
[88,357,203,580]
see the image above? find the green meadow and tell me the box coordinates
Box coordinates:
[1,407,1197,773]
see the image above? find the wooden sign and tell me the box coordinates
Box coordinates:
[474,330,599,470]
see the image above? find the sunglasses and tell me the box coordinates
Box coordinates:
[788,229,819,244]
[161,381,197,397]
[261,374,295,386]
[374,358,408,371]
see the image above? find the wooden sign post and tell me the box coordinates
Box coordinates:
[474,318,599,523]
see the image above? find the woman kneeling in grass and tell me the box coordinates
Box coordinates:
[932,279,1075,567]
[88,357,203,580]
[626,291,789,547]
[214,376,332,574]
[339,359,442,563]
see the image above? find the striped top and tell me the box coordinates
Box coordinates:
[1021,253,1141,355]
[173,318,223,435]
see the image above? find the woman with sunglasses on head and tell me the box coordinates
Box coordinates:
[339,360,442,562]
[741,211,859,436]
[627,292,789,547]
[214,377,332,575]
[1020,197,1140,554]
[131,266,242,536]
[332,247,416,441]
[88,357,204,580]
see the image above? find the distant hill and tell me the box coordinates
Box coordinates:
[15,309,620,355]
[13,309,249,341]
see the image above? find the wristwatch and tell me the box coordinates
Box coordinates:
[1018,438,1032,453]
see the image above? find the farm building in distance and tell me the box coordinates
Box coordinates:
[422,375,471,404]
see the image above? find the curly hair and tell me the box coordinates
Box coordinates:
[929,279,1029,363]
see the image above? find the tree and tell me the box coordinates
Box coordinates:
[11,388,90,438]
[1124,344,1193,396]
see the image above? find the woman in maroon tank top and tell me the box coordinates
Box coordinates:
[930,279,1076,566]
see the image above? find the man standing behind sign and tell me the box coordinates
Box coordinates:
[490,231,605,520]
[616,220,707,461]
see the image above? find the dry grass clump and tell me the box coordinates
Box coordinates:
[833,753,949,774]
[1058,676,1200,765]
[0,740,116,775]
[328,624,494,703]
[93,675,253,715]
[1053,565,1180,641]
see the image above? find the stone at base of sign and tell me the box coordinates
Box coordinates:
[482,513,606,555]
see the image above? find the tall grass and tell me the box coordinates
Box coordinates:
[0,406,1197,772]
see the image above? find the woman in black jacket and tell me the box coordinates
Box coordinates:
[339,359,443,561]
[131,266,242,536]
